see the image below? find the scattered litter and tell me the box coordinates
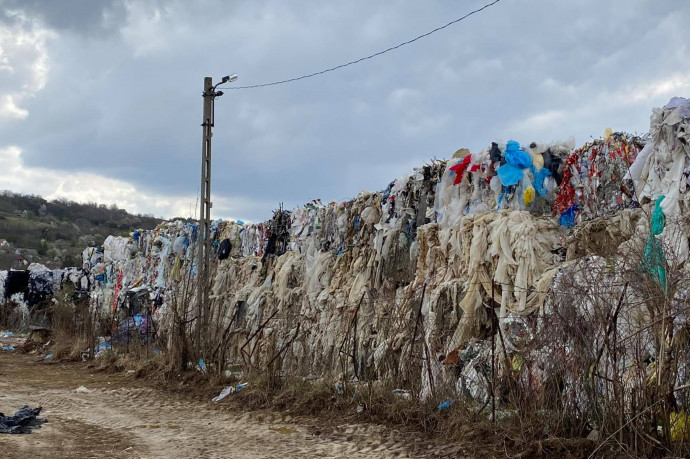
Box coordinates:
[2,346,15,351]
[437,400,455,411]
[0,406,46,434]
[392,389,412,399]
[2,97,689,454]
[94,341,111,356]
[211,382,248,402]
[75,386,91,394]
[44,354,53,360]
[1,331,14,338]
[334,381,344,394]
[212,386,234,402]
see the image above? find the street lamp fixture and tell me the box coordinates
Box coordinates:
[221,74,238,84]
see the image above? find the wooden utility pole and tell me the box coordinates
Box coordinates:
[197,76,214,352]
[195,74,236,356]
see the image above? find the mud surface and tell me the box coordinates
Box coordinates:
[0,350,465,458]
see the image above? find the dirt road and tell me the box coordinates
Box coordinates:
[0,350,463,458]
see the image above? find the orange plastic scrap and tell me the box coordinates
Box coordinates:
[442,347,461,365]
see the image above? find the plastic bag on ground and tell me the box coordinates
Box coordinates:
[0,406,45,434]
[212,386,235,402]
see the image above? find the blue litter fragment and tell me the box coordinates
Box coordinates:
[496,163,524,186]
[44,354,53,360]
[212,382,248,402]
[2,346,15,351]
[504,140,533,168]
[94,342,111,355]
[437,399,455,411]
[497,140,533,186]
[532,167,552,196]
[560,204,578,227]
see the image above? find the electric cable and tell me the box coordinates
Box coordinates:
[220,0,502,90]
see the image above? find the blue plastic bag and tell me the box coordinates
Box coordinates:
[437,399,455,411]
[532,167,552,196]
[504,141,532,169]
[497,141,533,186]
[496,164,524,186]
[560,205,578,227]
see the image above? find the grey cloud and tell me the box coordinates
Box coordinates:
[1,0,689,222]
[0,0,127,36]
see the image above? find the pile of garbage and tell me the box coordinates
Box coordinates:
[4,98,690,432]
[0,264,89,330]
[75,98,688,379]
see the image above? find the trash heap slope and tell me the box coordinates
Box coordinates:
[9,98,690,411]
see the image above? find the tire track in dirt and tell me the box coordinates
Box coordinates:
[0,353,463,458]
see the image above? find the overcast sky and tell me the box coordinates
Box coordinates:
[0,0,688,222]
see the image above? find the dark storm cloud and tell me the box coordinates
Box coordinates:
[0,0,126,35]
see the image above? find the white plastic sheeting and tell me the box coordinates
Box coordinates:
[103,236,133,263]
[61,97,689,403]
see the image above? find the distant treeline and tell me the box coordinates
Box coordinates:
[0,191,164,269]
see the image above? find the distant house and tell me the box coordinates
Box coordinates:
[13,254,28,268]
[0,239,9,248]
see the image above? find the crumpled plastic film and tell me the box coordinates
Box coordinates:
[5,97,689,405]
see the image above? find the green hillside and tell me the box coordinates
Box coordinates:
[0,191,163,269]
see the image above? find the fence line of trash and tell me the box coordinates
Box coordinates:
[2,98,690,448]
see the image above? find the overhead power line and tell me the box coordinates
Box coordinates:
[221,0,503,90]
